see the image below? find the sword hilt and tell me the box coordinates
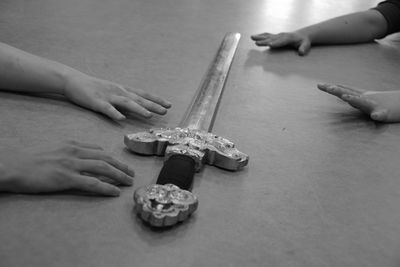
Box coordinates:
[126,127,248,228]
[157,154,196,190]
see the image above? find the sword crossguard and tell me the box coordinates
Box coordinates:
[124,127,249,171]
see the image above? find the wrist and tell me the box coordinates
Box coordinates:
[61,68,89,96]
[296,28,314,44]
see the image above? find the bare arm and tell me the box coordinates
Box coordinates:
[0,42,76,94]
[299,10,388,45]
[251,10,389,55]
[0,42,171,120]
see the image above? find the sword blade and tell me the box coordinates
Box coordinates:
[179,32,241,132]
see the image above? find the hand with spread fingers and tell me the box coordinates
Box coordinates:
[251,32,311,56]
[0,141,135,196]
[318,83,400,123]
[64,74,171,121]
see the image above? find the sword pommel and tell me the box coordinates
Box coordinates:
[134,183,198,227]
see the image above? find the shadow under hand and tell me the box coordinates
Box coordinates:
[323,109,389,132]
[245,42,381,82]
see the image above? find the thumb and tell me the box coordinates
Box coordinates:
[370,109,388,122]
[298,40,311,56]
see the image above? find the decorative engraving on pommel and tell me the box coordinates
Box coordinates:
[124,127,249,171]
[134,184,198,227]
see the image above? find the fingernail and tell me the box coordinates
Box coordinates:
[371,111,386,121]
[342,94,351,100]
[117,114,126,120]
[125,177,134,186]
[128,167,135,177]
[143,111,152,118]
[371,113,379,120]
[159,107,168,115]
[110,187,121,197]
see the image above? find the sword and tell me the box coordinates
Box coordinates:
[125,32,249,227]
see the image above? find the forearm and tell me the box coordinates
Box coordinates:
[0,42,84,95]
[297,10,388,45]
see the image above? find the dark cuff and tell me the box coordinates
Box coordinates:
[373,1,400,35]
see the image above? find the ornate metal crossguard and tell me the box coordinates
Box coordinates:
[125,33,249,227]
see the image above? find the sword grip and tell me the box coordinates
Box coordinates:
[157,154,196,191]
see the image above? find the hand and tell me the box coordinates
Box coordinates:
[0,141,135,196]
[251,32,311,56]
[64,73,172,121]
[318,83,400,123]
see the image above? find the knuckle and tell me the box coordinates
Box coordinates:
[65,140,78,146]
[61,144,80,156]
[102,155,116,164]
[58,158,76,169]
[134,98,144,105]
[52,170,71,186]
[86,178,101,188]
[119,97,130,104]
[97,161,110,171]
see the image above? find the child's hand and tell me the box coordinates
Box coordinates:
[0,141,134,196]
[251,32,311,56]
[318,84,400,123]
[64,73,172,121]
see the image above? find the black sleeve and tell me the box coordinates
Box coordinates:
[373,0,400,35]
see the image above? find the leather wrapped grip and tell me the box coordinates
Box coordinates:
[156,154,196,191]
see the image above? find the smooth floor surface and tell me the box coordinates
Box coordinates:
[1,0,400,266]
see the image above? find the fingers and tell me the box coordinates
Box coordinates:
[74,148,135,179]
[253,34,291,48]
[370,109,388,122]
[251,32,275,46]
[298,40,311,56]
[128,93,169,115]
[251,33,271,41]
[76,159,134,186]
[252,32,312,57]
[111,91,171,118]
[111,96,153,118]
[70,174,121,197]
[95,101,126,121]
[128,88,172,109]
[336,84,364,95]
[57,143,134,196]
[341,94,376,113]
[66,140,104,150]
[317,84,362,98]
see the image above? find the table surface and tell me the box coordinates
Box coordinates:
[1,0,400,266]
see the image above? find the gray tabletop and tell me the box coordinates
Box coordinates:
[1,0,400,266]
